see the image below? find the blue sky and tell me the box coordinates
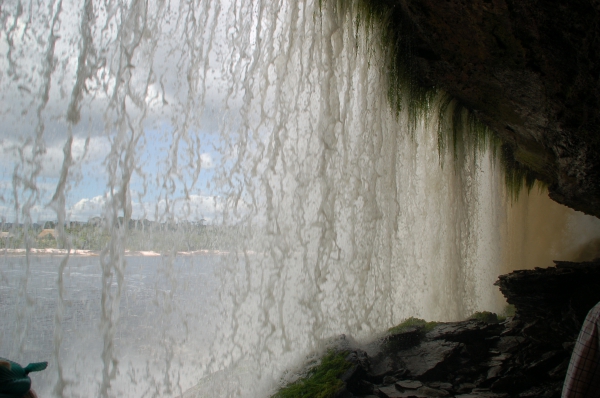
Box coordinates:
[0,117,225,222]
[0,0,239,224]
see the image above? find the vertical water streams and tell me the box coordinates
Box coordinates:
[2,1,600,397]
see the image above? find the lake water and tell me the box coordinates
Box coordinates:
[1,254,222,397]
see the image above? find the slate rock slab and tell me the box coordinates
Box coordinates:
[396,380,423,389]
[377,385,449,398]
[377,385,404,398]
[426,321,496,343]
[400,340,460,377]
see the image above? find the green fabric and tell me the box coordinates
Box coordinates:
[0,365,16,384]
[0,358,47,397]
[23,362,47,374]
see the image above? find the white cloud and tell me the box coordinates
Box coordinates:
[67,194,225,223]
[200,153,215,169]
[69,195,106,222]
[0,134,111,180]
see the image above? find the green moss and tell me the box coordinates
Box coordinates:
[384,318,439,351]
[468,311,500,324]
[499,143,539,201]
[497,304,516,322]
[272,350,353,398]
[503,304,516,317]
[334,0,545,199]
[436,94,503,162]
[351,0,437,126]
[387,317,438,335]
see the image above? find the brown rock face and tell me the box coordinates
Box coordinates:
[383,0,600,216]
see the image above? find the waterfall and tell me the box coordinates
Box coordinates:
[2,1,600,397]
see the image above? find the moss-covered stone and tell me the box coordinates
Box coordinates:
[272,350,353,398]
[387,317,439,335]
[468,311,500,324]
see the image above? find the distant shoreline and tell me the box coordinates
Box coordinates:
[0,248,233,257]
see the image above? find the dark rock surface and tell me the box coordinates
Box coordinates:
[369,0,600,217]
[495,259,600,344]
[333,261,600,398]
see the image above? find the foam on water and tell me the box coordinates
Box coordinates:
[2,1,600,397]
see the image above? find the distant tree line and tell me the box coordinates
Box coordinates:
[0,217,240,252]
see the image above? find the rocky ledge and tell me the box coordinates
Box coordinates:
[339,316,564,398]
[276,260,600,398]
[391,0,600,217]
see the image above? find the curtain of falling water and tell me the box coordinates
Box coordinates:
[0,0,510,397]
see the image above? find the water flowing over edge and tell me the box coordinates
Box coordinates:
[1,1,599,397]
